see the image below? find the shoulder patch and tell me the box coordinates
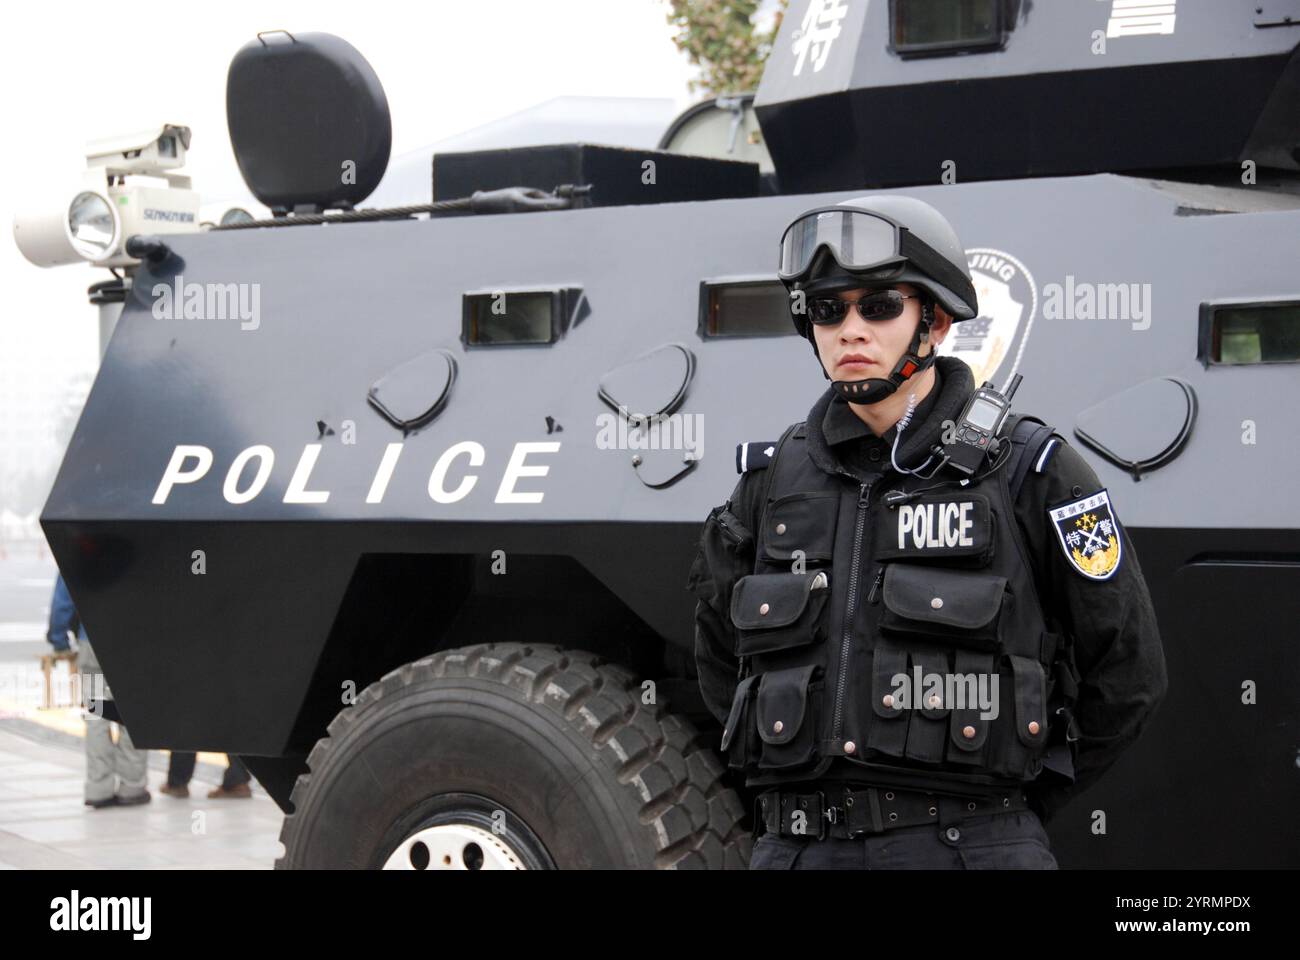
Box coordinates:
[1047,488,1122,580]
[1034,437,1060,473]
[736,441,778,474]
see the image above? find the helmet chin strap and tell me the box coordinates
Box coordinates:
[819,301,939,406]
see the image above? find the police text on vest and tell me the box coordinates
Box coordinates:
[897,501,975,550]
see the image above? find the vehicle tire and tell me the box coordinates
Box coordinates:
[275,642,751,869]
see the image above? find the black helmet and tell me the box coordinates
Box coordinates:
[777,195,979,404]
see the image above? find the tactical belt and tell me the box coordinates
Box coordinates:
[756,785,1030,841]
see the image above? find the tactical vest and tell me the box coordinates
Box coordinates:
[719,414,1077,796]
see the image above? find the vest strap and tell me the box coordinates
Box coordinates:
[751,421,804,543]
[1005,414,1059,502]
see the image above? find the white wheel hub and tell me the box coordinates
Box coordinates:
[383,823,526,870]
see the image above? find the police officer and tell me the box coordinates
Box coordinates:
[689,195,1168,869]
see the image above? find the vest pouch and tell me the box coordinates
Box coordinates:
[755,664,823,770]
[903,645,953,764]
[880,564,1008,651]
[985,655,1051,779]
[730,570,831,657]
[719,674,760,771]
[759,491,840,565]
[946,650,996,767]
[1040,633,1078,782]
[688,503,754,612]
[865,642,910,757]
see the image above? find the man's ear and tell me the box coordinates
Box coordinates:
[930,304,955,347]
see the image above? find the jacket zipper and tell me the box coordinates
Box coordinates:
[865,565,886,605]
[715,504,745,547]
[831,479,872,739]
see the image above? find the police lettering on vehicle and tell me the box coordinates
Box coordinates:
[150,441,562,506]
[1048,488,1123,580]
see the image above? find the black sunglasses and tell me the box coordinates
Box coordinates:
[804,289,918,326]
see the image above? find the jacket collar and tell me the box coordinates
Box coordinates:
[803,356,975,480]
[821,365,944,448]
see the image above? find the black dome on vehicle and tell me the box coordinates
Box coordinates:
[227,31,392,213]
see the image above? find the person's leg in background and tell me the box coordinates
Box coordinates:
[83,710,118,807]
[161,751,197,797]
[223,756,252,789]
[79,638,116,806]
[209,755,253,798]
[112,724,149,801]
[78,637,149,807]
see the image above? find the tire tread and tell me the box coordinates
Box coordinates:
[276,643,747,869]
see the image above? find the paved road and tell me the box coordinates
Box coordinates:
[0,722,284,869]
[0,540,285,868]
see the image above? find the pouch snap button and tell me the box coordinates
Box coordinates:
[962,725,976,739]
[1027,721,1040,735]
[773,720,784,734]
[759,602,770,615]
[946,827,961,843]
[775,522,787,535]
[844,740,856,755]
[931,597,943,609]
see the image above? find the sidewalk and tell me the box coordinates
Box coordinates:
[0,718,285,869]
[0,545,284,868]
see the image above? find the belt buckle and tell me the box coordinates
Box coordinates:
[757,791,780,838]
[817,790,836,840]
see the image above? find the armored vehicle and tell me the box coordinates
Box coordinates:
[40,3,1300,868]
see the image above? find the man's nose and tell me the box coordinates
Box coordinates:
[840,314,873,341]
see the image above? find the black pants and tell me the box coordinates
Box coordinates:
[749,810,1059,869]
[167,751,252,791]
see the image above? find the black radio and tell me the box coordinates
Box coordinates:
[944,373,1022,475]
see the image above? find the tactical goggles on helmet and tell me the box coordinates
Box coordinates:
[806,290,919,325]
[778,207,975,310]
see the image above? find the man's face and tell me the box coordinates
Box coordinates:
[809,282,948,379]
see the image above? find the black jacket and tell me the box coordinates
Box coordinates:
[688,356,1168,822]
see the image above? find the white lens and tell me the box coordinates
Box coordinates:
[67,191,117,260]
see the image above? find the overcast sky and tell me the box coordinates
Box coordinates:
[0,0,723,521]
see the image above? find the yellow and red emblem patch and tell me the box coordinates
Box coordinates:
[1048,489,1122,580]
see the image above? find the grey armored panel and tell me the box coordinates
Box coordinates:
[755,1,1300,189]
